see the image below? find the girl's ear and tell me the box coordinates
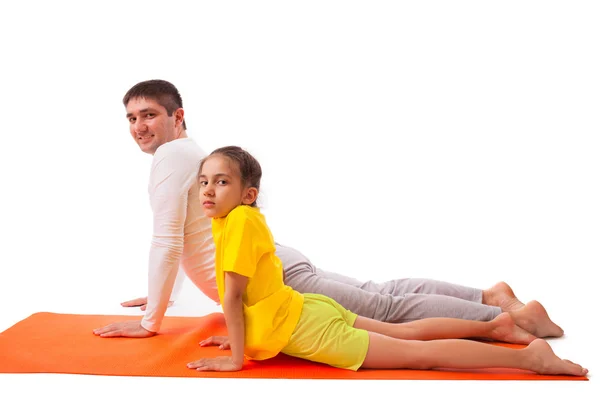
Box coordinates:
[242,187,258,205]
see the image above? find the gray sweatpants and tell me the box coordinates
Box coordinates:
[276,243,501,323]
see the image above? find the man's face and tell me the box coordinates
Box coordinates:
[125,97,182,154]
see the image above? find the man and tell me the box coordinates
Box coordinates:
[93,79,563,339]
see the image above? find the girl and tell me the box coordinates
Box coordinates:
[187,146,587,376]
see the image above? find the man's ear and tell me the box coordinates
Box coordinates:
[242,187,258,205]
[174,108,185,127]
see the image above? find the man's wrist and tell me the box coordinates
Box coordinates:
[140,320,157,334]
[141,325,155,334]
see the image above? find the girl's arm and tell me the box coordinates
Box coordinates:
[187,271,249,372]
[223,271,248,368]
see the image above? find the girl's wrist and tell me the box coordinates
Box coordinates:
[231,356,244,367]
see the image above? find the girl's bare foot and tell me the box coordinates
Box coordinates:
[483,281,525,311]
[489,313,537,344]
[509,301,564,338]
[525,339,588,376]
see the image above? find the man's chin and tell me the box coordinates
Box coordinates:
[138,144,157,155]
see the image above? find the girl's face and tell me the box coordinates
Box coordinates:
[198,155,256,218]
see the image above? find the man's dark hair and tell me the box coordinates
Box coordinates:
[123,79,187,130]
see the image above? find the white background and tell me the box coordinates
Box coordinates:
[0,1,598,399]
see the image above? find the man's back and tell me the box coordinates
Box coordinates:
[144,138,217,331]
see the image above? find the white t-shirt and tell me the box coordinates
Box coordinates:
[141,137,218,332]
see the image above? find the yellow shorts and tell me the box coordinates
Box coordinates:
[280,293,370,371]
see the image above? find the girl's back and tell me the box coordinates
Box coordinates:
[212,205,304,360]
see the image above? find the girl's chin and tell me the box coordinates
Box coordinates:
[204,210,222,219]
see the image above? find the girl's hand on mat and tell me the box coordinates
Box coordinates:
[187,356,242,372]
[121,296,174,311]
[93,321,156,338]
[199,335,230,350]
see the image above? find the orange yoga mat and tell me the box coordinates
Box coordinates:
[0,312,587,381]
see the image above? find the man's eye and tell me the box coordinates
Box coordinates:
[129,118,136,123]
[146,114,155,118]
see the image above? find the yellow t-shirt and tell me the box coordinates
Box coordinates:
[212,205,304,360]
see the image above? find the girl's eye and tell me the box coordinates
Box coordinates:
[218,180,227,185]
[199,181,208,186]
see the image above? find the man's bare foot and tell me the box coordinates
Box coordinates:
[509,300,564,338]
[488,313,537,344]
[525,339,588,376]
[482,281,525,311]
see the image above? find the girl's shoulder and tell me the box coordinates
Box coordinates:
[228,205,263,220]
[227,206,269,233]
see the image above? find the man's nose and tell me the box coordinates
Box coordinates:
[134,119,148,134]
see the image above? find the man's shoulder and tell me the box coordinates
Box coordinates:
[149,138,208,186]
[154,137,208,160]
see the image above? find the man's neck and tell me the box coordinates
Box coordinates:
[176,128,188,139]
[151,130,189,154]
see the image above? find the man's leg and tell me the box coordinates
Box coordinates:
[277,244,501,323]
[316,269,528,313]
[276,243,482,300]
[316,268,482,302]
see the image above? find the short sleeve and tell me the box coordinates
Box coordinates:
[221,207,271,278]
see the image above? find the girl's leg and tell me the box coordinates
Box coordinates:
[361,333,587,376]
[353,312,536,344]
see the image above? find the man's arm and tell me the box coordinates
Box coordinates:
[95,148,191,337]
[142,151,190,333]
[121,266,185,310]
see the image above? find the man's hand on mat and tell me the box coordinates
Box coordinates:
[92,321,156,338]
[121,296,174,311]
[199,335,230,350]
[187,356,242,372]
